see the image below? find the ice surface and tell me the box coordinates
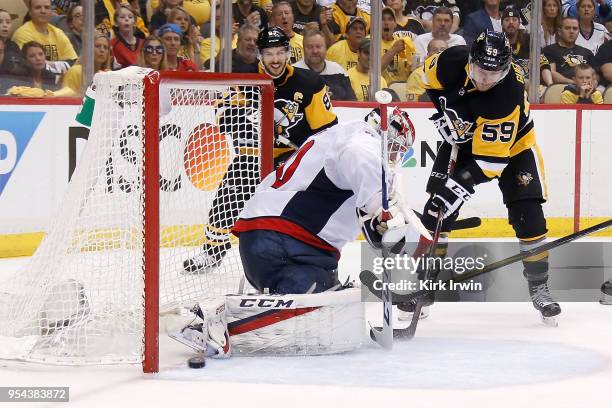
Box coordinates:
[0,240,611,408]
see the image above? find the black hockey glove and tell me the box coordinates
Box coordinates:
[430,111,470,145]
[430,170,475,219]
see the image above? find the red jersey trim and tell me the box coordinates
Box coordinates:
[232,217,340,258]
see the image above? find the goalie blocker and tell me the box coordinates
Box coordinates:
[169,288,364,356]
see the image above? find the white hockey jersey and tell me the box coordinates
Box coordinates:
[232,121,391,256]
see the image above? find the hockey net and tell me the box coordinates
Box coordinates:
[0,68,274,372]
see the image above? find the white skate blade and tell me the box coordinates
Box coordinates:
[397,306,430,321]
[168,331,207,353]
[541,315,558,327]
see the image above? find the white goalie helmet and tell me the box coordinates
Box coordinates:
[365,106,416,165]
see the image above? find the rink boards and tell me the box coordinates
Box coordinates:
[0,99,610,256]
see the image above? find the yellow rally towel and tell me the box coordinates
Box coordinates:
[398,37,416,59]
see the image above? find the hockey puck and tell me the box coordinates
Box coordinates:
[188,356,206,369]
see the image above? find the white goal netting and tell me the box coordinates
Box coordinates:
[0,68,270,367]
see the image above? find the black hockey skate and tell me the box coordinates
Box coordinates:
[397,266,438,321]
[397,293,433,321]
[529,281,561,326]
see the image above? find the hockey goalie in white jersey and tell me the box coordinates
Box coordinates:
[170,108,420,357]
[232,108,416,294]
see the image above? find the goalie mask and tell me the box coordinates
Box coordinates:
[365,107,415,166]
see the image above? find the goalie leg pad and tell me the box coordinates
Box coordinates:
[225,288,364,355]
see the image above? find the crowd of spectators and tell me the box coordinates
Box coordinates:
[0,0,611,103]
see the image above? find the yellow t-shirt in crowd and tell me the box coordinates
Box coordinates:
[561,86,604,104]
[289,33,304,64]
[326,40,359,72]
[200,35,238,64]
[381,37,412,84]
[405,65,426,101]
[99,0,149,37]
[12,21,78,61]
[347,66,387,102]
[61,64,83,96]
[330,4,371,41]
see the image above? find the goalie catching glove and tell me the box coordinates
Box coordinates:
[358,193,430,251]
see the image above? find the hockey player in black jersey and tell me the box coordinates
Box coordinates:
[403,30,561,324]
[257,26,338,163]
[183,27,338,274]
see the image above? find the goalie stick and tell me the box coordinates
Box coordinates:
[369,90,394,350]
[362,218,612,339]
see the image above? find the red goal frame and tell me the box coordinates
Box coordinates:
[142,71,275,373]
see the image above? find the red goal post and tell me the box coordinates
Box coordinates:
[142,71,275,372]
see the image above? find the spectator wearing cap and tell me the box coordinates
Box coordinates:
[347,38,388,101]
[271,2,304,64]
[326,16,366,71]
[406,38,447,101]
[111,4,146,69]
[502,7,530,74]
[383,0,424,39]
[380,7,416,83]
[328,0,371,42]
[294,28,357,100]
[413,7,465,64]
[233,0,268,31]
[462,0,502,46]
[159,23,197,71]
[12,0,77,74]
[405,0,461,33]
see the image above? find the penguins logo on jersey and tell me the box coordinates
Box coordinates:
[563,54,588,67]
[274,99,304,138]
[517,171,533,186]
[439,96,473,141]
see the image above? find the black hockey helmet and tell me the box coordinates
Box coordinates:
[470,29,512,72]
[256,26,290,51]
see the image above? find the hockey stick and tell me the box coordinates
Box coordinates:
[369,90,394,350]
[363,218,612,337]
[388,143,459,341]
[388,214,481,254]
